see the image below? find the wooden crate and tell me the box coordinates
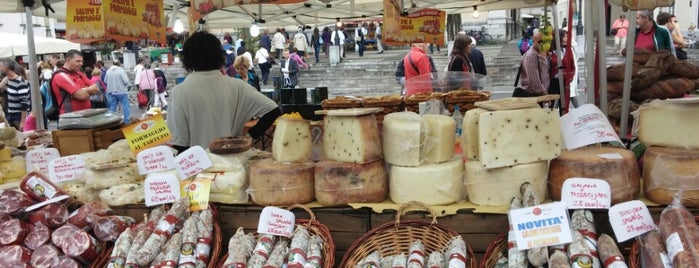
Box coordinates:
[52,123,125,156]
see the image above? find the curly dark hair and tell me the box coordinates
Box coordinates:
[182,31,226,72]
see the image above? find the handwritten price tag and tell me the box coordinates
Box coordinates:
[561,178,611,209]
[609,200,656,242]
[560,104,622,150]
[48,155,86,183]
[144,172,181,207]
[26,148,60,174]
[174,146,212,180]
[257,207,296,237]
[137,146,176,175]
[509,201,572,250]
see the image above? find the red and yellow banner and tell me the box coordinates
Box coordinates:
[191,0,305,16]
[382,0,446,46]
[66,0,165,45]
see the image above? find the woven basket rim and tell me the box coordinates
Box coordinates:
[479,232,507,268]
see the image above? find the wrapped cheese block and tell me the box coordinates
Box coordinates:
[60,182,100,203]
[389,158,464,205]
[98,183,145,206]
[549,146,640,205]
[382,112,426,167]
[248,158,314,206]
[635,99,699,149]
[323,113,382,164]
[206,150,254,172]
[315,159,388,206]
[461,108,488,160]
[199,171,248,204]
[422,114,456,164]
[84,163,142,190]
[476,108,562,169]
[464,160,548,206]
[643,146,699,207]
[273,118,312,163]
[107,139,137,163]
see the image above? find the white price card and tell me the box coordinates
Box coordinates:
[257,207,296,237]
[609,200,656,242]
[509,201,573,250]
[26,148,60,174]
[137,146,176,175]
[560,104,622,150]
[48,155,86,183]
[174,146,212,180]
[561,178,612,209]
[144,172,181,207]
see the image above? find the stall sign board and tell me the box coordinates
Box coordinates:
[258,207,296,237]
[510,201,572,250]
[137,145,176,175]
[122,114,171,153]
[560,104,622,150]
[561,178,611,209]
[609,200,655,242]
[174,146,212,179]
[144,172,181,207]
[26,148,61,174]
[48,155,86,183]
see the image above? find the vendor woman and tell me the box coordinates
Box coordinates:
[167,31,280,153]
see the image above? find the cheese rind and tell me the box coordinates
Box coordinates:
[637,99,699,149]
[643,146,699,207]
[248,158,315,206]
[382,112,425,167]
[422,114,456,164]
[323,114,382,164]
[478,108,562,169]
[461,108,488,160]
[273,118,312,163]
[389,158,464,205]
[548,146,640,205]
[464,160,548,206]
[315,159,388,206]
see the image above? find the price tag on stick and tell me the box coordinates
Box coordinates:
[48,155,86,183]
[561,178,612,209]
[509,201,573,250]
[257,207,296,237]
[174,146,212,179]
[144,172,181,207]
[26,148,60,174]
[137,145,176,175]
[608,200,656,242]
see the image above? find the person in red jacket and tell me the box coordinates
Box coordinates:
[403,43,434,95]
[51,49,100,114]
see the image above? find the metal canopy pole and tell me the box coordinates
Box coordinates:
[584,0,595,105]
[23,0,45,130]
[551,1,567,112]
[597,0,608,114]
[620,9,637,137]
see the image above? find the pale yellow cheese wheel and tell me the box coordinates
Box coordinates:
[249,158,315,206]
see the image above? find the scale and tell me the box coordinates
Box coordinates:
[57,108,123,130]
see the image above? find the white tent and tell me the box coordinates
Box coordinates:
[0,32,80,57]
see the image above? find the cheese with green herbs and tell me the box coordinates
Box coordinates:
[323,114,382,164]
[315,159,388,206]
[273,118,312,163]
[464,160,548,206]
[461,108,488,160]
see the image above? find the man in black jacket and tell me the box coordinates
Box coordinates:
[468,37,487,90]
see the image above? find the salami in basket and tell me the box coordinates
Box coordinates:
[658,195,699,267]
[179,214,199,267]
[157,232,183,267]
[306,236,324,268]
[597,233,627,268]
[570,210,601,268]
[196,208,215,267]
[522,183,548,267]
[24,222,51,250]
[638,230,671,268]
[30,244,61,268]
[426,251,444,268]
[507,197,527,268]
[407,240,426,268]
[125,206,165,266]
[135,198,190,266]
[288,225,311,268]
[262,239,289,268]
[108,227,135,268]
[92,215,136,242]
[0,219,29,245]
[249,234,275,268]
[446,236,468,268]
[359,251,381,268]
[549,250,571,268]
[391,253,407,268]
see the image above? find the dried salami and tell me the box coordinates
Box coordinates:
[196,209,215,267]
[0,245,32,264]
[51,224,80,250]
[446,236,468,268]
[0,190,34,214]
[249,234,275,268]
[597,234,627,268]
[28,202,69,228]
[392,253,407,268]
[0,219,29,245]
[305,236,323,268]
[125,227,153,266]
[63,230,102,264]
[522,183,548,267]
[160,232,183,267]
[360,251,381,268]
[426,251,444,268]
[67,201,114,229]
[658,197,699,267]
[30,244,61,268]
[406,240,425,268]
[92,215,136,242]
[548,250,570,268]
[179,215,199,267]
[262,239,289,268]
[507,197,527,268]
[568,238,594,268]
[288,226,311,268]
[108,228,135,268]
[51,255,81,268]
[639,230,672,268]
[24,222,51,250]
[135,198,190,266]
[570,210,600,268]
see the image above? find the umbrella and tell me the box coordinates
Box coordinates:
[0,32,80,57]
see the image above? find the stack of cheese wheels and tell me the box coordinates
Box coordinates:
[548,146,640,205]
[383,112,465,205]
[315,108,388,206]
[249,117,315,206]
[637,99,699,207]
[462,105,562,206]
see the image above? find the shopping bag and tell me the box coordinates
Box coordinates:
[138,90,148,107]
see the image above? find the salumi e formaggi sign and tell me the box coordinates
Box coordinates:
[66,0,166,44]
[382,0,445,46]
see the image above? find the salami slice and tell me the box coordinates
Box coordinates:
[63,230,102,264]
[0,219,29,245]
[30,244,61,268]
[92,215,136,242]
[0,245,32,264]
[51,224,80,250]
[0,190,34,214]
[51,255,81,268]
[24,222,51,250]
[67,201,114,229]
[28,202,69,228]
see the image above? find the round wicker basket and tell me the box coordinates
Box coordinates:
[339,201,477,268]
[479,233,507,268]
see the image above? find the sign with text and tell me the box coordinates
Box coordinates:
[560,104,622,150]
[180,175,212,211]
[122,114,171,154]
[383,0,446,46]
[26,148,61,174]
[137,146,176,175]
[609,200,655,242]
[65,0,106,43]
[257,207,296,237]
[510,201,573,250]
[48,155,86,183]
[561,178,612,209]
[144,172,181,207]
[174,146,212,180]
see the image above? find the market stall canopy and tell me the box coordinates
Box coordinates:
[0,32,81,57]
[0,0,548,29]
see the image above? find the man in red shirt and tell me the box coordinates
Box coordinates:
[403,43,434,95]
[633,10,672,53]
[51,49,100,114]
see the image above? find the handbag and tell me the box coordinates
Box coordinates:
[611,28,618,36]
[138,90,148,107]
[282,76,293,88]
[676,48,688,60]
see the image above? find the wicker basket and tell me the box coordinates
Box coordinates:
[217,204,336,268]
[480,233,507,268]
[88,242,110,268]
[443,90,491,114]
[362,95,404,122]
[321,96,363,109]
[339,201,477,268]
[403,92,446,113]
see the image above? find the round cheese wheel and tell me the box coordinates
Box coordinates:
[643,146,699,207]
[0,128,17,140]
[548,146,640,205]
[249,158,315,206]
[315,158,388,206]
[389,158,464,205]
[465,160,548,206]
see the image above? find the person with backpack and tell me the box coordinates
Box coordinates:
[88,68,108,109]
[518,32,533,55]
[403,43,433,95]
[152,62,168,109]
[331,26,346,60]
[0,59,31,130]
[51,49,101,115]
[104,60,131,124]
[138,63,157,109]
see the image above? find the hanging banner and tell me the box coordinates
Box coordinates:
[139,0,167,45]
[66,0,166,45]
[191,0,306,16]
[383,0,446,46]
[65,0,105,43]
[103,0,147,43]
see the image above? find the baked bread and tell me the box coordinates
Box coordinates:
[321,96,363,109]
[632,78,694,100]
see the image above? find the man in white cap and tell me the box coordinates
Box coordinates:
[468,36,487,89]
